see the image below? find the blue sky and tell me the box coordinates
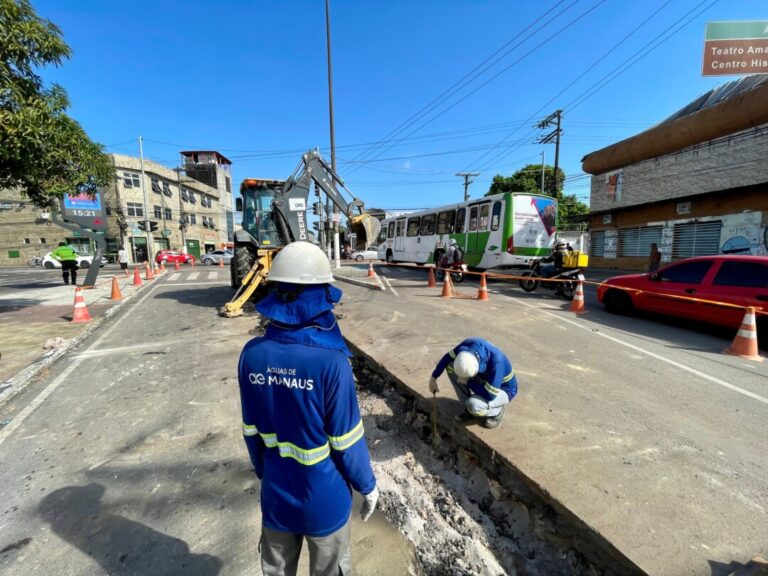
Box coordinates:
[36,0,766,212]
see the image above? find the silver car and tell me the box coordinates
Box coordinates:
[200,250,233,266]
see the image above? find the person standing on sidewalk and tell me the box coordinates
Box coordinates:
[648,242,661,273]
[238,241,379,576]
[51,241,79,286]
[118,246,130,277]
[429,337,517,429]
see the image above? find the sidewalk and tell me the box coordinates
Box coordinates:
[0,266,157,404]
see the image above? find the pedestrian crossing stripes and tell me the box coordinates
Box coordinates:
[159,269,228,285]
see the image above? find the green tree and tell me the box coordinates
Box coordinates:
[486,164,589,228]
[0,0,114,208]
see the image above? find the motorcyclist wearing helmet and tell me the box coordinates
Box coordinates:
[446,239,464,266]
[428,337,517,429]
[237,241,378,575]
[540,241,567,279]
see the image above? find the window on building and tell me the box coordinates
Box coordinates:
[455,208,466,234]
[181,188,189,202]
[162,182,172,197]
[589,230,606,257]
[151,177,161,194]
[618,225,663,257]
[123,172,140,188]
[491,201,502,231]
[164,207,172,220]
[436,210,456,234]
[23,238,31,244]
[127,202,144,217]
[39,238,46,244]
[153,205,162,218]
[406,217,420,237]
[672,221,721,258]
[225,176,231,193]
[419,213,436,236]
[713,261,768,288]
[189,214,197,225]
[106,237,119,253]
[189,190,196,204]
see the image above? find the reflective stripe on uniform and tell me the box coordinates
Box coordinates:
[502,370,515,383]
[328,419,364,451]
[260,432,331,466]
[483,380,500,397]
[242,423,258,437]
[449,350,457,359]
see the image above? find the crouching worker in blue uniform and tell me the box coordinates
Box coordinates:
[429,337,517,429]
[238,241,378,576]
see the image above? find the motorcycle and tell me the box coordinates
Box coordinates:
[518,259,581,300]
[435,257,467,283]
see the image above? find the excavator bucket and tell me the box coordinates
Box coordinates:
[348,214,381,251]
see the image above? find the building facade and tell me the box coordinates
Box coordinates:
[583,76,768,271]
[0,150,233,266]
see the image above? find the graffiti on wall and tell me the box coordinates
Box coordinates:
[719,212,767,256]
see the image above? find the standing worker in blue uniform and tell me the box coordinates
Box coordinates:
[429,337,517,429]
[238,241,379,576]
[51,241,79,286]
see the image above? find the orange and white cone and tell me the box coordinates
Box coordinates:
[218,258,224,268]
[440,274,452,299]
[367,262,376,278]
[174,260,180,271]
[159,260,166,272]
[133,266,143,286]
[110,277,123,301]
[427,266,436,288]
[71,287,92,323]
[476,273,489,301]
[190,258,195,267]
[569,274,586,314]
[724,307,763,361]
[145,262,154,281]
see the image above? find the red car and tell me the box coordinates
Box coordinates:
[155,250,195,265]
[597,255,768,338]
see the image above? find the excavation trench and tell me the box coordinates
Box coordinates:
[350,342,643,576]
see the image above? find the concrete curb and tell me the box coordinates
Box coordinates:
[0,280,145,407]
[335,274,385,291]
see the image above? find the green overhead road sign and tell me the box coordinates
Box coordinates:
[703,20,768,76]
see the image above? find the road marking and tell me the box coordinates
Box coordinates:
[382,276,399,296]
[69,342,168,358]
[170,272,182,281]
[188,272,199,280]
[0,280,166,447]
[162,281,226,286]
[208,272,218,280]
[511,297,768,407]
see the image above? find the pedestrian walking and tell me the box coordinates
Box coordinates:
[51,241,79,285]
[648,242,661,273]
[429,337,518,429]
[118,246,130,277]
[238,241,379,576]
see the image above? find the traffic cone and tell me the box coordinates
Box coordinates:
[190,258,195,267]
[145,262,154,281]
[367,262,376,278]
[71,287,92,323]
[440,275,452,298]
[174,260,180,270]
[218,258,224,268]
[133,266,143,286]
[569,274,586,314]
[724,307,764,361]
[427,266,436,288]
[110,277,123,301]
[476,273,489,301]
[160,260,166,272]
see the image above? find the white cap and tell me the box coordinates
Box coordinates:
[453,351,479,379]
[268,242,334,284]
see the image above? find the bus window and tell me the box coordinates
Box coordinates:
[377,226,388,244]
[406,217,421,237]
[437,210,455,234]
[479,204,490,230]
[387,221,395,238]
[455,208,466,233]
[491,201,502,231]
[396,219,405,237]
[468,207,478,231]
[420,213,436,236]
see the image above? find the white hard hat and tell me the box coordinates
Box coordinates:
[453,351,479,379]
[268,242,335,284]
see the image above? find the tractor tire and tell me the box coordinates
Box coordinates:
[233,245,256,290]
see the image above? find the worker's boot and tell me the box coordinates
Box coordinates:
[483,405,506,429]
[453,410,481,425]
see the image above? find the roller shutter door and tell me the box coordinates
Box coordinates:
[618,226,663,257]
[590,230,605,257]
[672,221,721,258]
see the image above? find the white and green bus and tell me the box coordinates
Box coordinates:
[376,192,557,269]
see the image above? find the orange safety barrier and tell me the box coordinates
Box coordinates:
[476,273,489,301]
[145,262,154,281]
[133,266,143,286]
[724,307,764,361]
[71,287,92,323]
[569,274,586,313]
[427,266,436,288]
[110,277,123,301]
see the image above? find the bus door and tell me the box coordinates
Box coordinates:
[465,203,490,264]
[394,219,406,255]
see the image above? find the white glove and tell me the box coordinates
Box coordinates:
[429,377,439,394]
[360,486,379,522]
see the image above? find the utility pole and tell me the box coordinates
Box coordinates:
[138,136,153,263]
[537,110,562,195]
[540,151,545,195]
[456,172,480,202]
[325,0,341,267]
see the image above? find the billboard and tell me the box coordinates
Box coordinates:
[702,21,768,76]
